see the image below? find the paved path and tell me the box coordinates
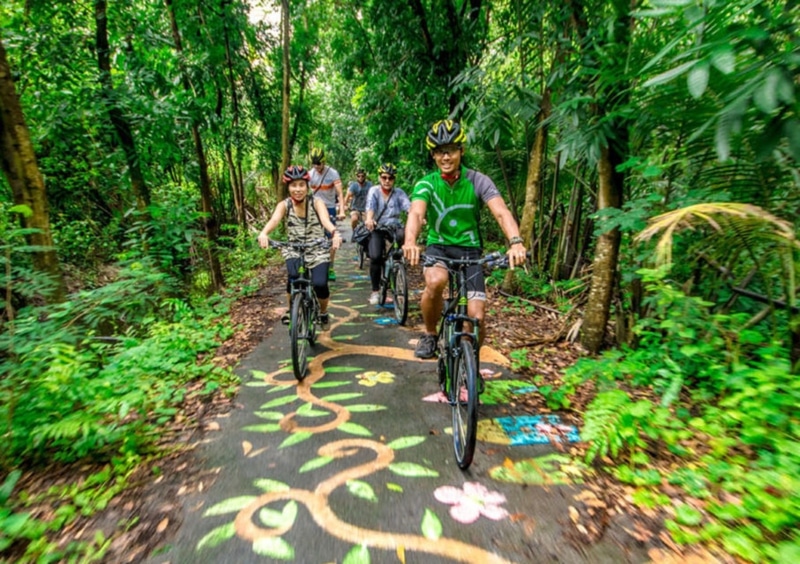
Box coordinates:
[149,234,650,564]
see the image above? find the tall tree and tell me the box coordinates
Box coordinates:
[164,0,224,291]
[0,36,66,303]
[279,0,290,201]
[93,0,151,213]
[577,0,632,353]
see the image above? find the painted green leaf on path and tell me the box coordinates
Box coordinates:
[258,501,298,528]
[388,462,439,478]
[196,522,235,551]
[343,544,370,564]
[324,366,363,373]
[297,403,330,417]
[261,395,299,408]
[242,423,281,433]
[280,432,313,448]
[347,404,387,413]
[386,483,403,492]
[266,383,292,394]
[249,370,268,380]
[320,392,364,402]
[421,508,442,540]
[333,334,362,341]
[245,381,270,387]
[339,422,372,436]
[253,479,290,492]
[252,537,295,559]
[254,411,284,420]
[346,480,378,502]
[386,436,425,450]
[299,456,334,473]
[203,496,257,516]
[312,378,352,385]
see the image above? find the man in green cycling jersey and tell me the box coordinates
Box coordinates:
[403,119,527,359]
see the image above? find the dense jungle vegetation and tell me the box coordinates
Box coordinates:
[1,0,798,561]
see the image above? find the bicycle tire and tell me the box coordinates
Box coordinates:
[290,293,310,381]
[358,243,365,270]
[392,261,408,325]
[308,294,318,345]
[379,259,390,306]
[452,339,478,470]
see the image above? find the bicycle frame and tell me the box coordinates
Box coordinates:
[375,226,408,325]
[421,251,509,470]
[269,238,329,380]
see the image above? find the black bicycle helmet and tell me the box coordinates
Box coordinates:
[377,162,397,177]
[425,119,466,151]
[310,147,325,164]
[283,164,311,184]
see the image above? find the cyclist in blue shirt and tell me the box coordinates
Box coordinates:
[364,163,411,305]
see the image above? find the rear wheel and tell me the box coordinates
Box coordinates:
[452,339,478,470]
[392,261,408,325]
[358,242,366,270]
[290,294,310,381]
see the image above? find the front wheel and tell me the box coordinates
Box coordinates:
[379,259,390,306]
[290,293,310,381]
[392,261,408,325]
[452,339,478,470]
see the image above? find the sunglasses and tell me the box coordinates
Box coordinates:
[380,175,395,181]
[432,144,461,156]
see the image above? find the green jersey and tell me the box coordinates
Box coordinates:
[411,166,501,248]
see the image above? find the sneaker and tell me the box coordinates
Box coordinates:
[368,291,380,305]
[319,313,330,331]
[414,333,438,359]
[280,312,291,325]
[328,269,336,281]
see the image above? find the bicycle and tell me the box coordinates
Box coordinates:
[269,238,330,381]
[420,250,510,470]
[353,215,367,270]
[375,225,409,326]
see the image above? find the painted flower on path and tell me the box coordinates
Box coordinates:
[434,482,509,524]
[356,370,395,387]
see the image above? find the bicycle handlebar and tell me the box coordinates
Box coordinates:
[420,251,511,270]
[268,238,331,251]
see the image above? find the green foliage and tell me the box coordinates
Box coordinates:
[0,471,45,553]
[0,262,238,467]
[0,204,60,307]
[558,268,799,560]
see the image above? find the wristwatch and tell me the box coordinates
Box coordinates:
[508,236,524,246]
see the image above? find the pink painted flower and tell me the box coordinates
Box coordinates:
[434,482,509,524]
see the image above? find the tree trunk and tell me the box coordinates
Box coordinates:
[0,38,66,302]
[279,0,290,202]
[518,90,550,253]
[164,0,224,291]
[94,0,151,213]
[580,145,623,353]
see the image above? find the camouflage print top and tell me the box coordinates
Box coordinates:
[283,197,330,268]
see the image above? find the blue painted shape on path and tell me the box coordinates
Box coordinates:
[374,317,399,325]
[494,415,580,446]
